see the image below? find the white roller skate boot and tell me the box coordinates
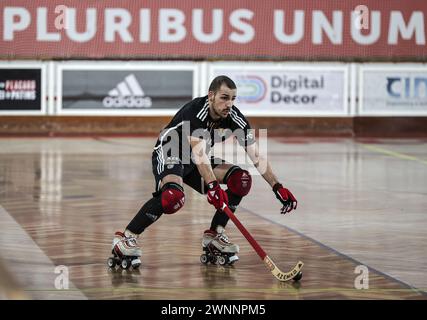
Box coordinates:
[107,231,142,270]
[200,226,239,266]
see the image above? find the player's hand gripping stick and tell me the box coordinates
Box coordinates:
[207,180,228,209]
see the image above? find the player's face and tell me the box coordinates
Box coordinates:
[209,85,237,120]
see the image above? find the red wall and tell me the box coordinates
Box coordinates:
[1,0,426,60]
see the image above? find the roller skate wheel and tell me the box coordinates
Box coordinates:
[293,271,303,282]
[209,255,217,264]
[107,257,116,268]
[121,258,131,269]
[217,256,227,266]
[131,258,141,269]
[200,254,209,264]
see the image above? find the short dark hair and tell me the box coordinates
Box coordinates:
[208,75,236,93]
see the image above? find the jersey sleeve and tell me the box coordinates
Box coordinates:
[229,107,256,147]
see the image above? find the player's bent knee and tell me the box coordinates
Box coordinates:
[161,182,185,214]
[226,167,252,197]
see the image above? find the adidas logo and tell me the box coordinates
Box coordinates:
[102,74,152,108]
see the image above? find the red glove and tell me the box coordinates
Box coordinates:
[207,181,228,210]
[273,183,297,214]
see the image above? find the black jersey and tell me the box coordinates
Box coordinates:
[153,96,255,165]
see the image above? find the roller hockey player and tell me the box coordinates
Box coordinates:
[108,75,297,270]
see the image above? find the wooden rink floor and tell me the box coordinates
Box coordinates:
[0,137,426,300]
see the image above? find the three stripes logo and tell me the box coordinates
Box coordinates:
[102,74,152,108]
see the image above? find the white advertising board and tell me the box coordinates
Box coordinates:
[210,63,349,116]
[360,65,427,116]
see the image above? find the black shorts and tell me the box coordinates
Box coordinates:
[152,149,226,194]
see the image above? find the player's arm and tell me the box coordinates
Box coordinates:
[189,136,228,209]
[245,141,278,188]
[245,142,297,214]
[189,136,216,183]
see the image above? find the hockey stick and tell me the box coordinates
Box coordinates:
[222,204,304,282]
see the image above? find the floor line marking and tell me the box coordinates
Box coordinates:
[22,287,427,292]
[0,205,87,300]
[240,205,427,297]
[360,143,427,166]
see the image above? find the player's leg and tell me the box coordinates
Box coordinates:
[125,174,184,235]
[210,162,252,231]
[183,160,251,265]
[204,162,252,264]
[109,151,185,268]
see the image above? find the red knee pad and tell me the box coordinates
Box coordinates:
[226,168,252,197]
[161,183,185,214]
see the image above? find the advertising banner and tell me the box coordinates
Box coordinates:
[0,68,42,111]
[212,65,348,115]
[0,0,426,60]
[360,66,427,115]
[60,68,194,112]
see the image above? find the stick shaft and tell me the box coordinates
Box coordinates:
[222,205,266,260]
[222,205,304,282]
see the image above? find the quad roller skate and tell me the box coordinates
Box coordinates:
[107,231,142,270]
[200,227,239,266]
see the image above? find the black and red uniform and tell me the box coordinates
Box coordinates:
[126,96,255,234]
[151,95,256,194]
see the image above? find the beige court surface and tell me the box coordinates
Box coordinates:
[0,137,426,300]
